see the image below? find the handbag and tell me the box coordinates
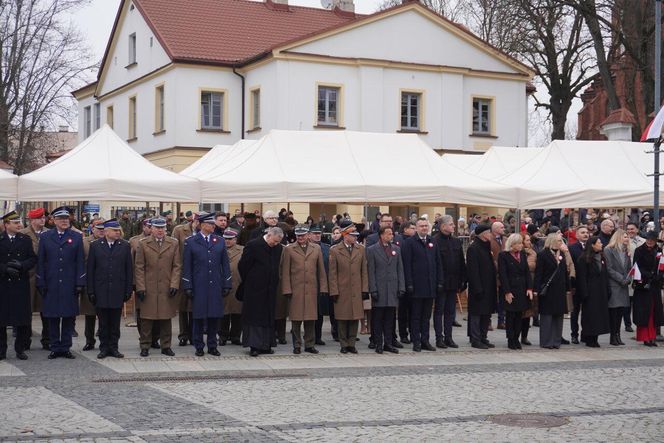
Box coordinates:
[539,254,562,297]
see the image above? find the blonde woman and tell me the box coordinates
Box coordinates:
[604,229,631,345]
[534,233,570,349]
[520,233,538,345]
[497,234,533,349]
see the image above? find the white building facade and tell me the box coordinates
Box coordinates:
[74,0,534,175]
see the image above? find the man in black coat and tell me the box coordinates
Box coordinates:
[239,227,284,356]
[568,225,589,344]
[86,219,133,359]
[0,211,37,360]
[466,224,497,349]
[401,218,443,352]
[434,215,466,348]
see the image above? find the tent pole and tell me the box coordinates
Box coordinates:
[515,208,521,233]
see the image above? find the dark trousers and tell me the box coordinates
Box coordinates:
[193,317,219,350]
[372,306,395,348]
[219,314,242,342]
[275,318,287,342]
[539,314,563,348]
[469,314,490,343]
[398,296,411,340]
[38,313,49,347]
[496,289,505,325]
[623,300,632,328]
[178,311,193,341]
[337,319,358,348]
[434,290,457,340]
[139,318,172,350]
[48,317,75,353]
[291,320,315,349]
[97,308,122,353]
[521,317,530,340]
[315,296,337,341]
[84,315,96,346]
[137,309,160,344]
[570,298,582,338]
[505,311,523,343]
[609,307,623,335]
[0,325,29,355]
[410,298,434,345]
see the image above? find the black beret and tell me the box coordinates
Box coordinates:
[475,224,491,236]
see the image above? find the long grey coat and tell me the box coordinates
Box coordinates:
[604,246,631,308]
[366,243,405,308]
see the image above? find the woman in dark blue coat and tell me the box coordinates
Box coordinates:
[576,236,610,348]
[498,234,533,350]
[534,233,569,349]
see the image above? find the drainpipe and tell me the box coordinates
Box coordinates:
[233,68,245,139]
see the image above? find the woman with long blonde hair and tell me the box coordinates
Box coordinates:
[604,229,631,345]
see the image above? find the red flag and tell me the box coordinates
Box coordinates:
[628,263,642,281]
[641,106,664,142]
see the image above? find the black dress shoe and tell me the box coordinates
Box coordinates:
[625,325,634,333]
[47,351,58,359]
[421,342,436,351]
[82,343,95,351]
[42,343,50,351]
[340,347,348,354]
[436,339,447,349]
[571,337,580,344]
[412,343,422,352]
[231,339,242,346]
[161,348,175,356]
[16,352,28,360]
[401,338,411,344]
[0,354,5,361]
[304,347,319,354]
[293,347,301,355]
[219,340,227,346]
[347,346,358,354]
[195,349,204,357]
[278,338,287,345]
[368,342,376,349]
[208,348,220,356]
[444,338,459,348]
[62,351,75,359]
[250,349,259,357]
[560,338,570,345]
[97,351,108,359]
[140,349,149,357]
[453,320,462,327]
[315,340,326,346]
[521,338,532,346]
[151,342,160,349]
[391,340,403,349]
[72,330,79,337]
[481,339,495,348]
[178,339,188,346]
[471,341,489,349]
[109,350,124,358]
[375,346,383,354]
[515,342,522,350]
[383,345,399,354]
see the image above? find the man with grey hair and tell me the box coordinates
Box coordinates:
[239,226,284,356]
[250,210,279,243]
[598,218,615,247]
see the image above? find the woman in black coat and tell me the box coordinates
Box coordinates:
[498,234,533,350]
[534,233,569,349]
[632,232,664,347]
[575,236,610,347]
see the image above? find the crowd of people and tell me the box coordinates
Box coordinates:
[1,204,663,361]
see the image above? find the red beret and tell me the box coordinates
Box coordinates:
[28,208,45,219]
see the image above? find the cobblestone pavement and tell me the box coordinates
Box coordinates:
[0,315,663,442]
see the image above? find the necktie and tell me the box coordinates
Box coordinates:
[58,233,64,241]
[9,236,14,243]
[205,236,209,245]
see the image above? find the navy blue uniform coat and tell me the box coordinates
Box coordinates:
[86,238,133,309]
[0,232,37,326]
[36,228,86,318]
[182,233,232,319]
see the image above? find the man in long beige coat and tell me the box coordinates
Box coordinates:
[172,216,197,346]
[328,222,368,354]
[134,218,181,357]
[219,228,243,346]
[129,219,159,347]
[20,207,49,350]
[281,225,328,354]
[80,221,105,351]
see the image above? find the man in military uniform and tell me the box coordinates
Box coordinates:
[328,222,369,354]
[0,211,37,360]
[239,212,260,246]
[80,220,105,351]
[219,228,243,346]
[119,211,134,240]
[87,219,133,359]
[135,218,181,357]
[172,213,197,346]
[181,213,231,356]
[19,207,49,350]
[129,219,159,348]
[36,207,86,359]
[282,224,328,354]
[310,224,335,344]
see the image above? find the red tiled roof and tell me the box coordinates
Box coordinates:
[133,0,362,65]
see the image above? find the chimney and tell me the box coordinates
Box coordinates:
[58,125,69,132]
[334,0,354,14]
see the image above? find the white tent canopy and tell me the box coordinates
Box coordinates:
[444,146,543,180]
[18,125,200,202]
[0,168,18,200]
[191,129,517,206]
[498,140,661,208]
[180,140,255,179]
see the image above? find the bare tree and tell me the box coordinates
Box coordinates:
[377,0,466,21]
[0,0,95,174]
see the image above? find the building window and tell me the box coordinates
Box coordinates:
[94,103,101,131]
[201,91,223,130]
[107,105,114,129]
[317,85,339,126]
[473,98,492,134]
[155,85,165,132]
[401,92,421,131]
[250,88,260,129]
[128,96,137,140]
[83,106,91,138]
[128,33,136,65]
